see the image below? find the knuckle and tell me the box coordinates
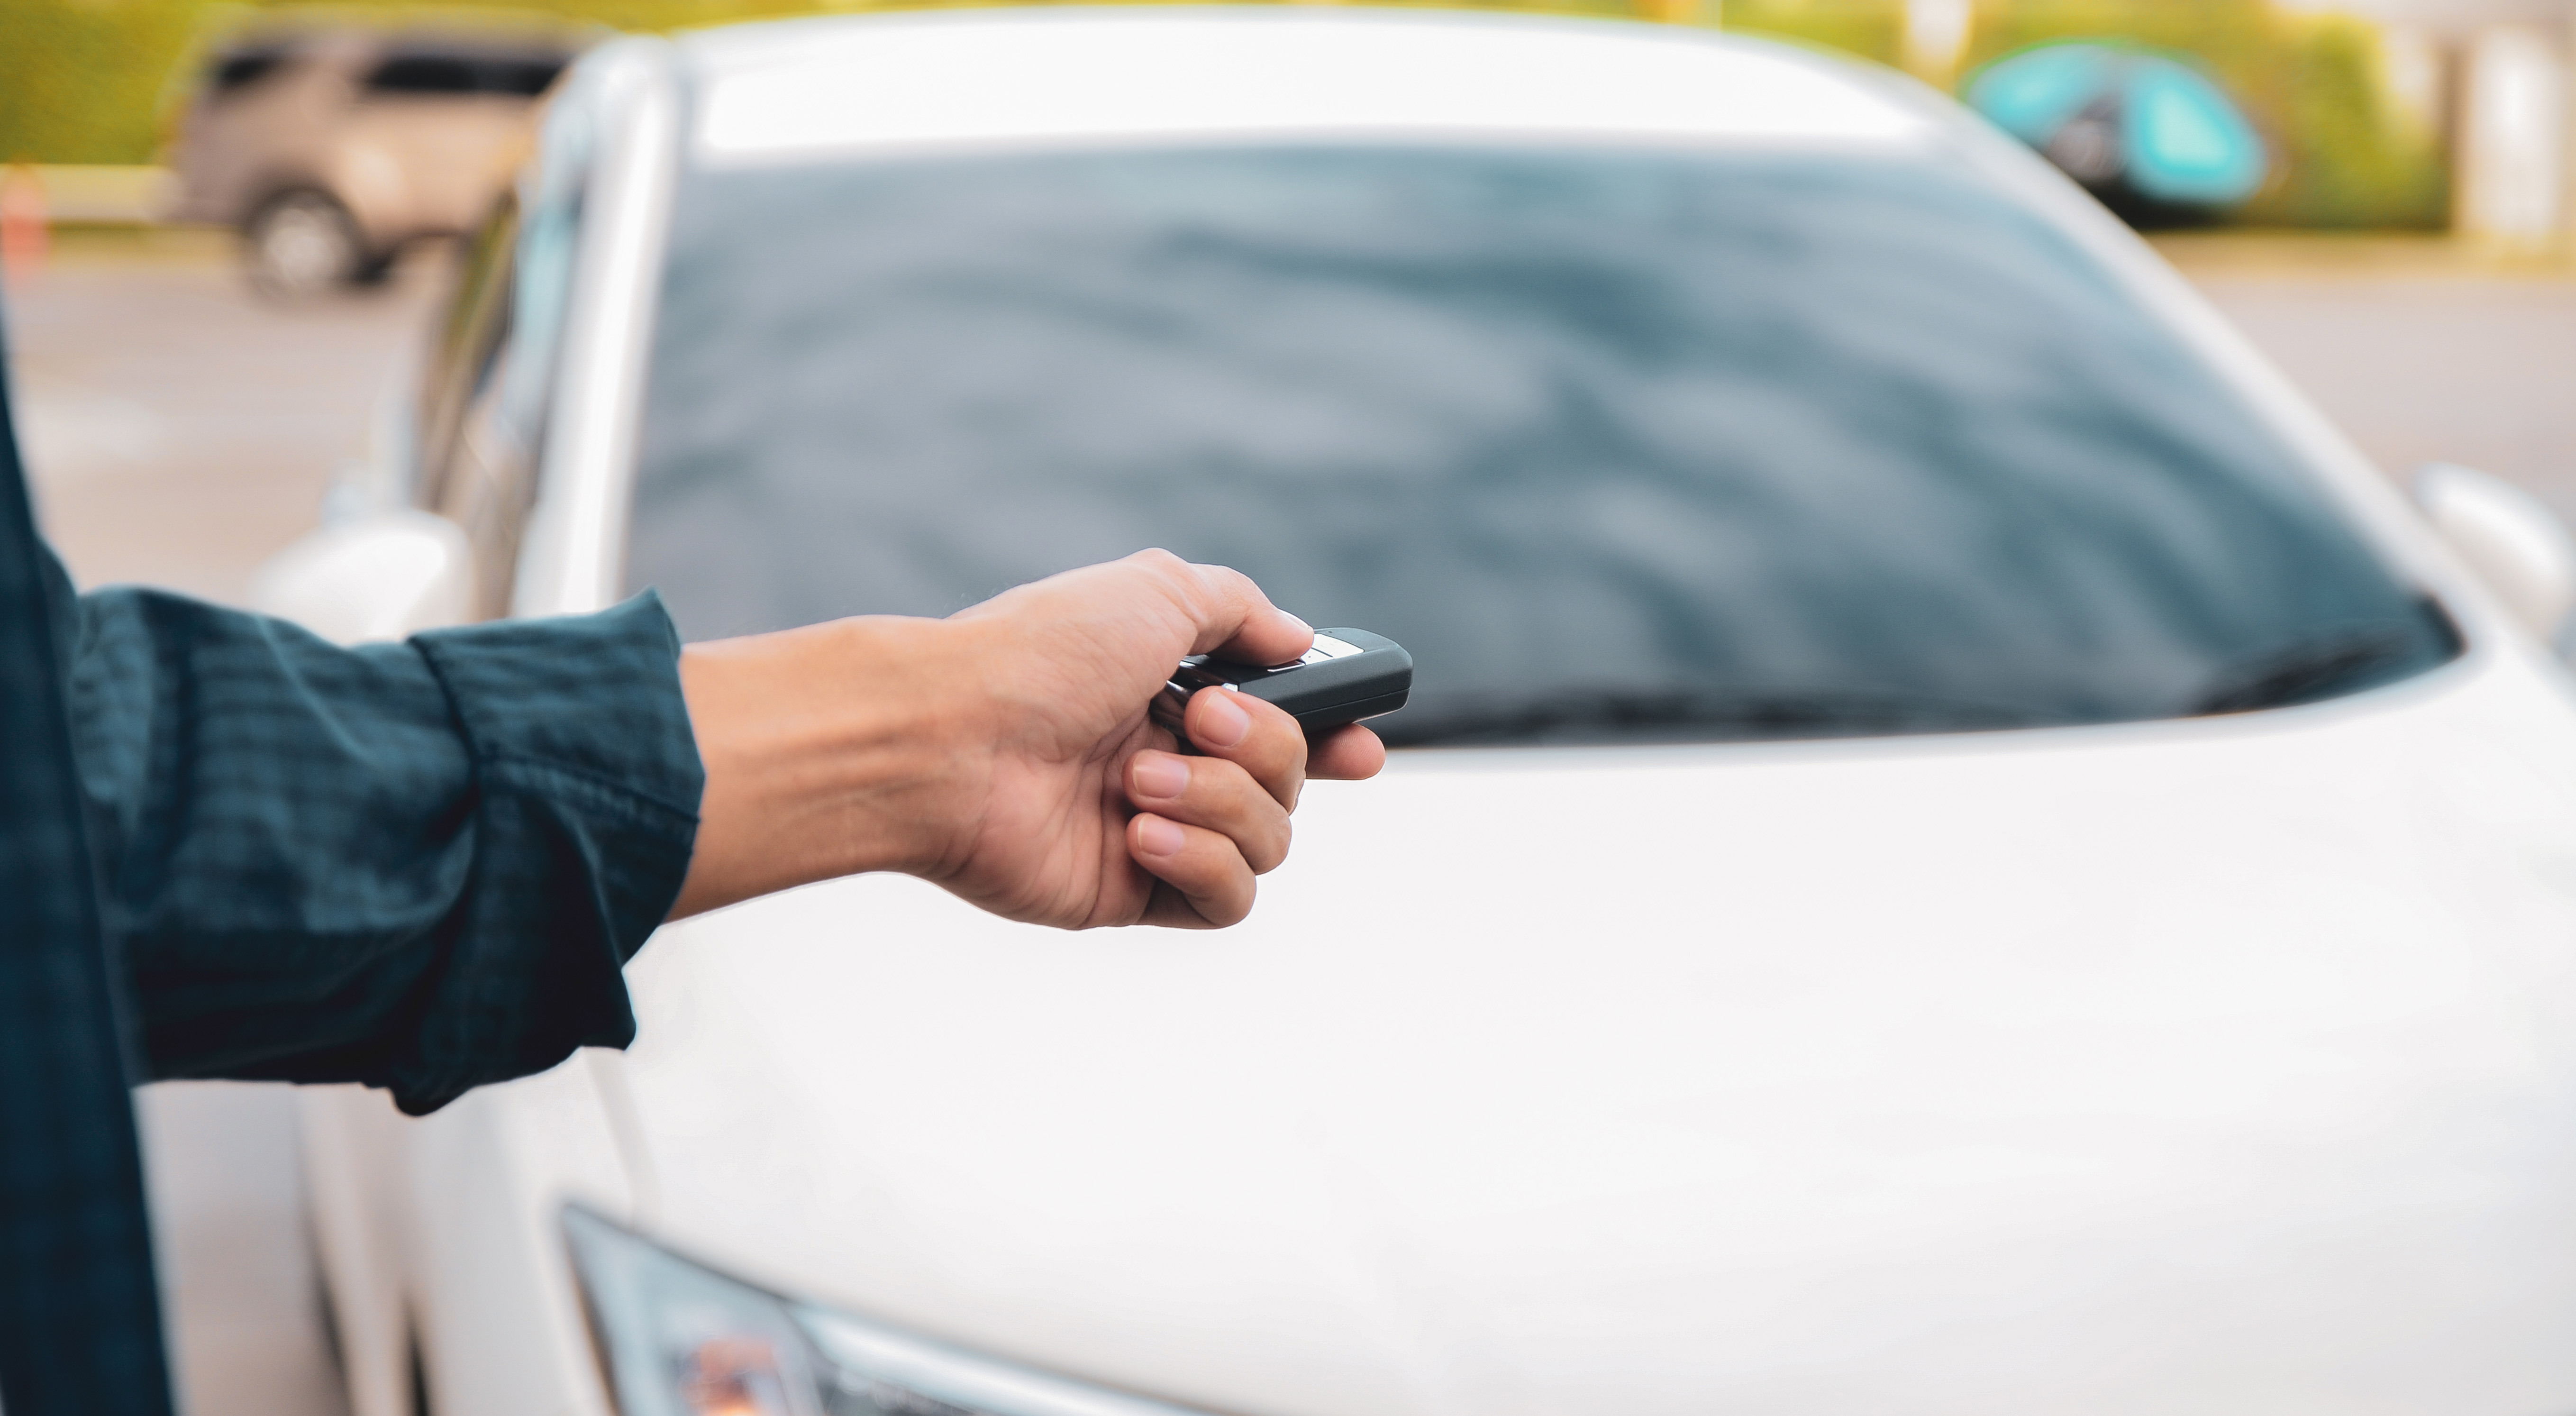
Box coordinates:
[1230,765,1298,829]
[1131,548,1200,603]
[1203,879,1255,927]
[1249,818,1292,874]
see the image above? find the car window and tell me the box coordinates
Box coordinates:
[412,78,594,617]
[207,46,291,97]
[627,145,2458,745]
[364,49,565,99]
[416,197,518,506]
[413,198,526,614]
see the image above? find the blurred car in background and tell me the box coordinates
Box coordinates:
[256,9,2576,1416]
[168,22,585,297]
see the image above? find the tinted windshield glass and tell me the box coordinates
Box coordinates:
[209,46,291,95]
[365,49,565,97]
[629,146,2455,745]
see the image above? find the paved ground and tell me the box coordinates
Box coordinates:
[9,229,441,606]
[2157,232,2576,524]
[4,228,2570,1415]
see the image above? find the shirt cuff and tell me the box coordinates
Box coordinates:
[396,590,704,1112]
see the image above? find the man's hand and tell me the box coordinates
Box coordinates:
[668,550,1385,926]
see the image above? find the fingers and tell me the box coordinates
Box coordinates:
[938,548,1366,932]
[1126,812,1256,928]
[1186,686,1306,808]
[1121,685,1310,927]
[1308,724,1386,781]
[1126,748,1292,874]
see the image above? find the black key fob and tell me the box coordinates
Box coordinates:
[1151,628,1411,748]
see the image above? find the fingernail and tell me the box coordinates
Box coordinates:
[1136,814,1187,858]
[1131,754,1189,801]
[1281,610,1314,637]
[1197,689,1252,749]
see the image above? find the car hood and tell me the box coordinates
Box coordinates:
[619,655,2576,1416]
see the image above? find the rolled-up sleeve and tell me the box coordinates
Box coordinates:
[63,578,702,1115]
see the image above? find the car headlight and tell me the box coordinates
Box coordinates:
[564,1206,1208,1416]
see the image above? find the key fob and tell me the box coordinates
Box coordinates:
[1151,628,1411,748]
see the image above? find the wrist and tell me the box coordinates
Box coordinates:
[670,614,984,918]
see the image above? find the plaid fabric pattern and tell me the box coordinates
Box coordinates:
[0,307,174,1416]
[0,299,702,1406]
[64,580,705,1114]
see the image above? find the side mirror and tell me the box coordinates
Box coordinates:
[249,511,474,646]
[2414,463,2576,642]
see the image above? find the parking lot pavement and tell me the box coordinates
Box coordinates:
[135,1082,353,1416]
[1,228,2569,1415]
[2155,233,2576,525]
[9,229,441,606]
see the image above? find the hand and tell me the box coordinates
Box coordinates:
[668,550,1386,926]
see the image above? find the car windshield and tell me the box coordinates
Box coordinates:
[627,144,2456,746]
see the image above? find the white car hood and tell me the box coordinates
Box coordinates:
[620,654,2576,1416]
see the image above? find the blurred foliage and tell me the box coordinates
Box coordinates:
[1733,0,2448,227]
[0,0,2447,227]
[1724,0,1901,66]
[2,0,199,164]
[1992,2,2447,226]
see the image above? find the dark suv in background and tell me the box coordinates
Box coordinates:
[169,22,589,297]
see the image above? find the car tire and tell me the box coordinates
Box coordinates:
[244,190,367,299]
[350,248,400,287]
[408,1327,436,1416]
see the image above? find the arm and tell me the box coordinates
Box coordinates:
[63,567,700,1115]
[60,548,1374,1113]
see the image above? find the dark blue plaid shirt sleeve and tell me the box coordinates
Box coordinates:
[56,563,703,1115]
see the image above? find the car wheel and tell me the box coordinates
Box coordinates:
[350,247,400,287]
[244,190,365,299]
[408,1327,436,1416]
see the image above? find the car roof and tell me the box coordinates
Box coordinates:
[677,6,1939,168]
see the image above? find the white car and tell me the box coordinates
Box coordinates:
[258,10,2576,1416]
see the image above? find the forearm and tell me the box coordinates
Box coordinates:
[670,614,984,918]
[68,586,701,1113]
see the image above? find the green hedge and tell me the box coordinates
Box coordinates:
[0,0,2445,227]
[1731,0,2447,227]
[3,0,202,165]
[0,0,834,164]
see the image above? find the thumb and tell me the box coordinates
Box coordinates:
[1127,550,1314,667]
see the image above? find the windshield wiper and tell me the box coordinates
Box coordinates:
[2188,619,2434,716]
[1380,687,2066,748]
